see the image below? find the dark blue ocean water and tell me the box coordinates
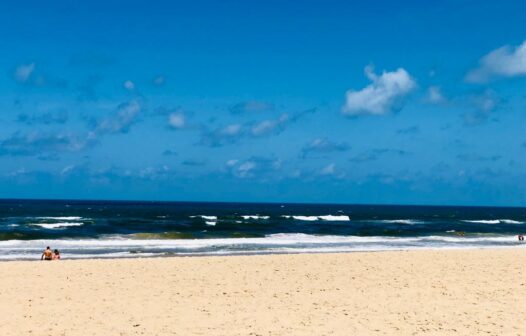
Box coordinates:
[0,199,525,260]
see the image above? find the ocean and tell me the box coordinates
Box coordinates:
[0,199,525,260]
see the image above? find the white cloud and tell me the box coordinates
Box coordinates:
[123,80,135,90]
[153,75,165,86]
[60,165,76,176]
[427,86,445,104]
[237,161,256,178]
[222,124,242,136]
[466,40,526,83]
[168,113,185,129]
[14,63,35,82]
[225,157,282,179]
[251,114,289,136]
[96,100,141,134]
[302,138,350,157]
[320,163,335,175]
[342,66,416,115]
[226,159,238,167]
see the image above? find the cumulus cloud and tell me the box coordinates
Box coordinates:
[14,63,35,83]
[466,40,526,83]
[152,75,166,86]
[0,132,91,156]
[200,123,244,147]
[342,66,416,116]
[426,86,445,104]
[137,165,171,180]
[230,101,274,114]
[168,113,186,129]
[1,101,143,158]
[13,63,67,88]
[225,156,282,178]
[60,165,78,176]
[123,80,135,91]
[251,114,289,136]
[301,138,350,158]
[199,108,314,147]
[319,163,346,178]
[320,163,335,175]
[94,100,141,134]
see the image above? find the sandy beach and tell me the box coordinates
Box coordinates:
[0,248,524,335]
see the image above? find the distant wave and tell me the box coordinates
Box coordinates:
[37,216,85,221]
[190,215,217,221]
[375,219,424,225]
[241,215,270,220]
[29,222,84,229]
[282,215,318,221]
[462,219,524,224]
[205,221,216,226]
[282,215,350,221]
[499,219,524,224]
[318,215,350,221]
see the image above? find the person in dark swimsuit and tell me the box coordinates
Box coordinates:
[41,246,53,260]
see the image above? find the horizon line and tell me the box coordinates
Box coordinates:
[0,197,524,209]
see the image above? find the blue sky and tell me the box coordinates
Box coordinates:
[1,0,525,206]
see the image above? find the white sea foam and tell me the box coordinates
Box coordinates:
[37,216,84,221]
[291,216,319,221]
[30,222,84,229]
[190,215,217,220]
[499,219,524,224]
[281,215,350,221]
[318,215,350,221]
[205,221,216,226]
[0,233,522,260]
[461,219,523,224]
[241,215,270,220]
[377,219,423,224]
[462,220,500,224]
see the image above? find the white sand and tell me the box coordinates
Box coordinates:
[0,248,524,335]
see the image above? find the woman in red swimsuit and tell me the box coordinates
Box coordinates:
[52,249,61,260]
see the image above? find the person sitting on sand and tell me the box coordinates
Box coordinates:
[53,249,61,260]
[41,246,53,261]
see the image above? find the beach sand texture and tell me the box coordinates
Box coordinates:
[0,249,525,335]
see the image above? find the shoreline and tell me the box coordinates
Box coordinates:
[1,244,525,263]
[1,248,525,335]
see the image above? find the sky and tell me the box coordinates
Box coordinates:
[0,0,525,206]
